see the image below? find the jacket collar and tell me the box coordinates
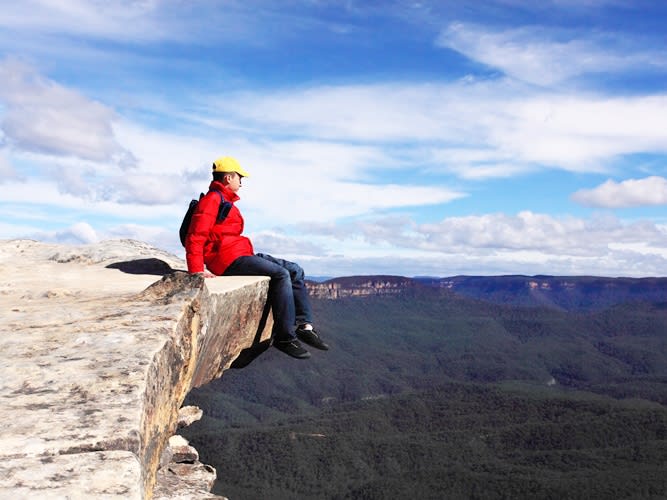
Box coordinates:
[209,180,240,202]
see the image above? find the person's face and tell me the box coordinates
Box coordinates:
[226,172,243,193]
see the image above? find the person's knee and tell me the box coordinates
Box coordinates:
[282,260,304,281]
[273,267,291,282]
[291,264,304,281]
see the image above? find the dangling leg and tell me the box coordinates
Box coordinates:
[256,253,329,350]
[224,255,310,359]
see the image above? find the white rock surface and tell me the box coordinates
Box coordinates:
[168,435,199,463]
[0,451,143,499]
[0,239,272,499]
[177,405,204,428]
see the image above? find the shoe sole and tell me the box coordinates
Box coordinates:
[274,344,311,359]
[296,332,329,350]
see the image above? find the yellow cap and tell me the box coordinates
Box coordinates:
[212,156,250,177]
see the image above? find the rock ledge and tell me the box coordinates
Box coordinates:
[0,240,272,499]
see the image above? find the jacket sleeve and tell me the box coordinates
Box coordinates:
[185,192,220,273]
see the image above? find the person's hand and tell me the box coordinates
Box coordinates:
[195,271,217,278]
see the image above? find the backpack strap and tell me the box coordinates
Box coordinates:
[209,189,232,224]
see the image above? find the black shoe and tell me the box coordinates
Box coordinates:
[295,326,329,351]
[273,339,311,359]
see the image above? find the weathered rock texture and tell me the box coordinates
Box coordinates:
[0,239,272,499]
[154,432,222,500]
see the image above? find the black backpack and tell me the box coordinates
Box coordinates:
[179,189,232,246]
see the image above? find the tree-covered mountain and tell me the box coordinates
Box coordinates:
[308,274,667,311]
[182,278,667,499]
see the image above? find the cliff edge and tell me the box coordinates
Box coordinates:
[0,239,273,499]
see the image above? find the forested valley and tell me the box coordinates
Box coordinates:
[182,285,667,499]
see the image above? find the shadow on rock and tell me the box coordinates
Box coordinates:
[230,299,273,369]
[106,258,177,275]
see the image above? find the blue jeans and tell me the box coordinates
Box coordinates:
[223,253,313,341]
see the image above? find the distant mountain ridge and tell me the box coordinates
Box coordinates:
[307,274,667,310]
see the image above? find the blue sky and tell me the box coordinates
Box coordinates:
[1,0,667,277]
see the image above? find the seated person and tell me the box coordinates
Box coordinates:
[185,156,329,359]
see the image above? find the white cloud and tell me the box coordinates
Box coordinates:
[252,231,325,256]
[64,221,99,244]
[572,176,667,208]
[301,250,667,278]
[0,0,170,43]
[209,81,667,175]
[0,59,134,165]
[437,22,667,86]
[308,211,667,259]
[296,211,667,276]
[417,212,597,255]
[490,95,667,172]
[0,151,19,182]
[0,0,352,49]
[113,173,197,205]
[211,83,483,143]
[423,212,667,258]
[6,218,184,256]
[104,222,182,255]
[51,163,95,198]
[429,148,534,179]
[0,179,181,220]
[36,221,100,245]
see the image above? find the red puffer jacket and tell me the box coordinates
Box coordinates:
[185,180,254,274]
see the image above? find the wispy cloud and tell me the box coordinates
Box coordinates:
[0,0,174,43]
[296,211,667,276]
[572,176,667,208]
[209,81,667,175]
[416,212,666,256]
[25,220,177,250]
[0,59,134,165]
[437,22,667,86]
[301,243,667,277]
[306,211,667,257]
[0,0,360,50]
[53,221,99,245]
[0,151,18,182]
[252,231,325,257]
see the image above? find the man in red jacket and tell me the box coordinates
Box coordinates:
[185,156,328,359]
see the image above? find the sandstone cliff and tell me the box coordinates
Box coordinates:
[307,274,667,311]
[307,275,418,299]
[0,239,273,499]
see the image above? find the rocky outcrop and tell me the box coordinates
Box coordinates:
[0,239,273,499]
[153,407,222,500]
